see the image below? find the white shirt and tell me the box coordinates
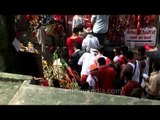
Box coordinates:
[86,75,98,90]
[72,15,83,30]
[94,54,107,65]
[113,55,122,62]
[82,34,100,52]
[143,57,150,75]
[91,15,110,34]
[78,52,96,76]
[141,57,150,88]
[128,60,140,83]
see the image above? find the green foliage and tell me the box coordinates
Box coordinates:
[60,58,68,68]
[52,48,58,63]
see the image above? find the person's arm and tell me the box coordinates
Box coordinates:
[81,39,87,52]
[120,64,132,80]
[142,73,149,82]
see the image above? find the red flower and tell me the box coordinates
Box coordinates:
[41,79,49,86]
[53,15,62,21]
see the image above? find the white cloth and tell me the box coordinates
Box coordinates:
[143,57,150,75]
[113,55,121,62]
[128,60,140,83]
[72,15,83,30]
[94,54,107,65]
[82,34,100,52]
[86,75,98,90]
[78,52,96,76]
[141,57,150,88]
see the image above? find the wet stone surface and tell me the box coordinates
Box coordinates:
[0,79,22,104]
[9,80,160,105]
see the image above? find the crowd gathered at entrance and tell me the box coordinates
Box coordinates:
[26,15,160,100]
[65,15,160,100]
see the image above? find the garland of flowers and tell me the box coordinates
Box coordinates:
[41,47,80,89]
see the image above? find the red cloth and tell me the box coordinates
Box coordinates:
[53,15,62,21]
[96,65,116,94]
[41,80,49,86]
[81,75,88,84]
[117,55,127,65]
[66,36,83,57]
[122,81,141,96]
[144,44,150,51]
[105,57,111,64]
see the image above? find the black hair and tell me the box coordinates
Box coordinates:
[152,58,160,71]
[105,50,115,61]
[125,51,134,60]
[73,27,80,34]
[97,57,106,66]
[113,47,121,55]
[138,46,146,56]
[131,88,142,98]
[73,41,81,49]
[123,70,133,80]
[120,45,128,55]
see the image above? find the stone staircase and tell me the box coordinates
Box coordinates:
[0,72,160,105]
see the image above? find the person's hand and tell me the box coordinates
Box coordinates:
[142,73,149,82]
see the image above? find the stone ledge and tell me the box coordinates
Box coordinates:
[0,80,23,104]
[0,72,33,82]
[9,80,160,105]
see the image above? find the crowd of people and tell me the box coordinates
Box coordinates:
[65,15,160,100]
[30,15,160,101]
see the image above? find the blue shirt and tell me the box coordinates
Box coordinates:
[91,15,110,34]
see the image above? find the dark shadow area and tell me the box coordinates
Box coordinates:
[15,51,43,77]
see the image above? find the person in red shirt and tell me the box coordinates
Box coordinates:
[96,57,116,94]
[114,45,128,90]
[116,45,128,65]
[121,70,142,97]
[66,27,83,57]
